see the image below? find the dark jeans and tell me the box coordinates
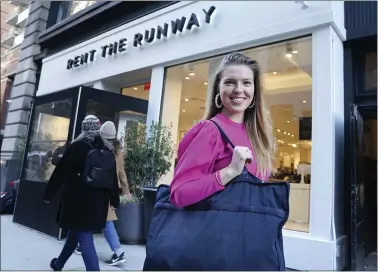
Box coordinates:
[55,230,100,271]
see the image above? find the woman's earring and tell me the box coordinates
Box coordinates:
[248,99,255,109]
[215,93,222,109]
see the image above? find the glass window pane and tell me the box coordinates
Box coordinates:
[69,1,96,16]
[161,37,312,232]
[364,52,377,90]
[119,83,149,140]
[24,99,72,182]
[86,85,149,147]
[121,83,151,100]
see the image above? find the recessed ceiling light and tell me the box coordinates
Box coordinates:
[285,53,292,58]
[292,50,298,54]
[302,100,307,103]
[273,72,277,75]
[291,144,297,148]
[204,82,208,85]
[277,128,281,132]
[284,132,287,135]
[184,98,189,102]
[182,109,186,112]
[185,77,190,80]
[291,135,294,137]
[287,133,291,136]
[134,87,137,90]
[286,120,290,123]
[189,72,195,76]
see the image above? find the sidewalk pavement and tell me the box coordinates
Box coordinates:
[1,215,146,271]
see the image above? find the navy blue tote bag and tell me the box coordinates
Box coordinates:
[143,120,290,271]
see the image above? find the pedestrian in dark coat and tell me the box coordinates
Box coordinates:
[44,115,120,271]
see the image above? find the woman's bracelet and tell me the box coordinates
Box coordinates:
[215,170,224,186]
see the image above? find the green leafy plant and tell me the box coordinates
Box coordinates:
[123,121,174,204]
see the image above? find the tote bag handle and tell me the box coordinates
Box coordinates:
[209,120,235,149]
[210,120,252,166]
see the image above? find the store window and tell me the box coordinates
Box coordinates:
[24,99,72,182]
[47,1,96,28]
[364,51,377,90]
[69,1,96,16]
[119,83,150,139]
[161,37,312,232]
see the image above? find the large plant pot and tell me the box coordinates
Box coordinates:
[142,187,158,239]
[114,203,145,244]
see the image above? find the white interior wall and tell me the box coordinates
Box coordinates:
[159,67,183,185]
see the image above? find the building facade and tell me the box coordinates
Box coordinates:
[0,0,29,151]
[4,1,376,271]
[11,1,347,270]
[0,1,99,191]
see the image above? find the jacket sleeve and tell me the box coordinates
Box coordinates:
[109,167,120,208]
[116,152,130,195]
[170,121,225,208]
[43,142,75,202]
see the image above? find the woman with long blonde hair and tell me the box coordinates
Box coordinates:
[170,52,276,207]
[144,52,289,271]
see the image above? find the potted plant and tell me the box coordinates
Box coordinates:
[114,121,174,244]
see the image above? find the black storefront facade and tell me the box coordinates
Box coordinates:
[344,1,377,271]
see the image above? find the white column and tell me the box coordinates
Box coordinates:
[146,66,165,129]
[282,26,344,271]
[308,26,336,239]
[158,66,183,185]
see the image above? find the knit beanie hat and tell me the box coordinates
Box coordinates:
[81,115,100,141]
[100,121,117,139]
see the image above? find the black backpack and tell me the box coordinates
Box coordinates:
[0,191,15,215]
[82,141,116,189]
[51,142,70,166]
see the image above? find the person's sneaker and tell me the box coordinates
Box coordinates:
[74,246,81,255]
[105,252,126,266]
[50,258,61,271]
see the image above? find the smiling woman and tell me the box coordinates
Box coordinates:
[160,36,313,233]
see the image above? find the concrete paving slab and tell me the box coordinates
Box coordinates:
[1,215,146,271]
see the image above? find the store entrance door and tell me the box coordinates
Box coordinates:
[349,104,377,271]
[74,86,148,139]
[349,105,365,271]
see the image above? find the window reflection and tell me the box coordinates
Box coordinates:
[119,84,149,142]
[85,95,147,148]
[24,100,72,182]
[69,1,96,16]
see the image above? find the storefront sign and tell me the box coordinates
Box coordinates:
[66,6,216,70]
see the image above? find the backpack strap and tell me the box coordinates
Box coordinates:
[79,140,95,151]
[209,120,235,149]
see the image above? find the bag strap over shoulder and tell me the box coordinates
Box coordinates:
[79,140,95,150]
[209,120,235,149]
